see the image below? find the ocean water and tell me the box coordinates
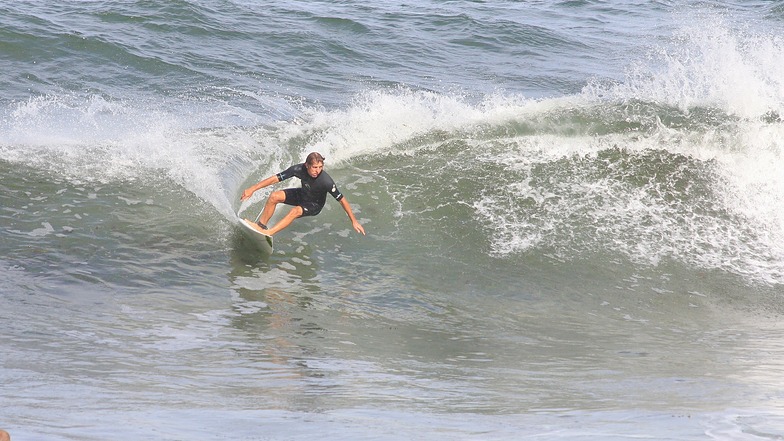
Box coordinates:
[2,1,784,440]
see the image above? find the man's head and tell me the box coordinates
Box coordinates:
[305,151,325,178]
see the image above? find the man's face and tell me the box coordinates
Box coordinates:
[306,161,323,178]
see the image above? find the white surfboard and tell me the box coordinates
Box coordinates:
[238,217,273,255]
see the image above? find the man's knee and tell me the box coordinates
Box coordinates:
[269,190,286,204]
[290,206,304,217]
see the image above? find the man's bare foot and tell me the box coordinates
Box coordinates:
[244,218,272,235]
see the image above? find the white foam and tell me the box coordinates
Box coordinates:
[0,93,262,221]
[584,11,784,120]
[465,13,784,284]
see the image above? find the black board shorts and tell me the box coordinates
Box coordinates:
[282,188,323,217]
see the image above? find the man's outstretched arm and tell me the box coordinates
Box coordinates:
[339,198,365,235]
[241,175,281,201]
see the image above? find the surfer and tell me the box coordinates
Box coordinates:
[240,152,366,236]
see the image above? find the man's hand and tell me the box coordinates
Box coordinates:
[353,220,366,236]
[240,187,255,201]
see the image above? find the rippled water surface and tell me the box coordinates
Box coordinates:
[2,1,784,439]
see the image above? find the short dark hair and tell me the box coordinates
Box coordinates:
[306,151,325,165]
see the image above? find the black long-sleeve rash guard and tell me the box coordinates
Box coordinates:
[277,163,344,208]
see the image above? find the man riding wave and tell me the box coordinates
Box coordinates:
[241,152,365,236]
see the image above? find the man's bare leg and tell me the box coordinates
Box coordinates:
[244,190,286,233]
[264,206,303,235]
[259,190,286,226]
[245,203,303,236]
